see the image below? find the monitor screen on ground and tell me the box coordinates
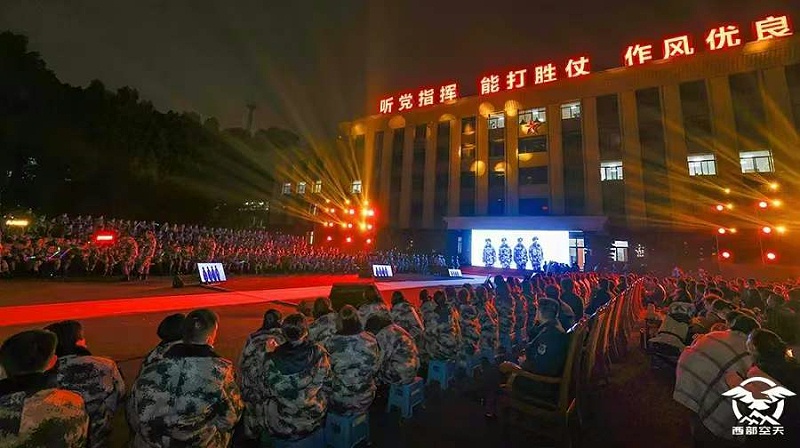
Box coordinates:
[372,264,394,278]
[198,262,227,283]
[470,229,570,269]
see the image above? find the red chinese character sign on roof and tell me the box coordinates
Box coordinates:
[378,83,459,114]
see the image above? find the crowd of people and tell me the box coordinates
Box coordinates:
[643,275,800,447]
[0,215,457,280]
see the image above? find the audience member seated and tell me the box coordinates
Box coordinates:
[365,314,420,385]
[0,330,89,447]
[389,291,425,351]
[309,297,338,345]
[586,278,613,315]
[128,308,243,447]
[560,278,585,321]
[258,313,331,446]
[140,313,186,372]
[325,305,380,415]
[673,313,760,447]
[358,288,391,328]
[424,291,462,362]
[474,285,500,360]
[544,284,576,332]
[649,301,696,358]
[742,278,765,311]
[763,293,798,344]
[44,320,125,448]
[457,288,481,366]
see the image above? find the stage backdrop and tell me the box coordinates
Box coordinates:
[470,229,570,269]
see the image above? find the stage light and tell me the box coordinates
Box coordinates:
[766,252,777,261]
[359,223,367,231]
[729,228,737,234]
[347,223,353,228]
[717,228,727,234]
[94,231,116,244]
[769,182,779,191]
[4,219,29,227]
[345,237,352,243]
[758,201,768,209]
[762,226,772,234]
[721,251,731,259]
[364,199,369,205]
[366,238,372,244]
[772,199,782,207]
[726,203,733,210]
[325,199,331,203]
[723,188,731,194]
[366,209,375,217]
[341,223,347,229]
[326,236,333,241]
[715,204,725,212]
[348,209,355,215]
[329,208,335,213]
[367,224,373,230]
[345,199,351,205]
[776,226,786,234]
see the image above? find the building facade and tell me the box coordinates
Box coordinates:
[342,34,800,270]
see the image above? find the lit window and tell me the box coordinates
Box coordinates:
[739,150,774,173]
[282,182,292,195]
[610,240,629,262]
[519,108,547,137]
[600,161,623,181]
[351,180,362,194]
[561,101,581,119]
[488,112,505,129]
[313,180,322,193]
[297,182,307,194]
[687,153,717,176]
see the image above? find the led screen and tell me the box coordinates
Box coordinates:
[198,262,227,283]
[470,229,570,269]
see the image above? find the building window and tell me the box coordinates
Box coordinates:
[297,182,307,194]
[519,198,550,215]
[518,135,548,154]
[488,112,505,129]
[313,180,322,193]
[282,182,292,195]
[739,150,774,173]
[600,161,623,181]
[519,166,549,185]
[561,101,581,120]
[687,153,717,176]
[610,240,629,262]
[309,204,318,215]
[351,180,363,194]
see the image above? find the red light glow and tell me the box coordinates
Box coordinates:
[345,237,352,243]
[766,252,777,261]
[326,236,332,241]
[718,228,727,234]
[721,251,731,259]
[759,201,768,208]
[366,239,372,244]
[715,204,725,211]
[762,226,772,234]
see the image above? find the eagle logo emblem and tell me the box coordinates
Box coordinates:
[723,377,796,426]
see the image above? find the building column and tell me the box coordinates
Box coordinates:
[363,130,375,202]
[399,126,414,229]
[380,128,393,224]
[505,108,520,215]
[476,113,489,215]
[546,104,565,215]
[761,67,796,175]
[619,90,646,229]
[448,119,461,218]
[422,122,437,228]
[660,84,690,227]
[707,76,739,186]
[582,97,602,215]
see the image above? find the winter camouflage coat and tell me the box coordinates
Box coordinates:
[475,299,499,358]
[495,291,516,352]
[390,302,425,346]
[458,302,481,359]
[54,349,125,448]
[324,332,380,415]
[238,327,286,438]
[128,344,243,448]
[374,324,419,385]
[0,372,89,448]
[308,313,338,346]
[424,306,461,361]
[357,302,391,328]
[257,341,331,440]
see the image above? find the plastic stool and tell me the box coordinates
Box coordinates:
[465,355,482,377]
[272,427,324,448]
[324,412,369,448]
[386,377,425,419]
[426,359,455,390]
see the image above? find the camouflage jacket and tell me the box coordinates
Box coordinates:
[424,306,461,361]
[0,372,89,448]
[390,302,425,343]
[140,341,181,374]
[54,349,125,448]
[257,341,331,440]
[513,293,529,344]
[495,291,516,348]
[308,313,337,346]
[324,332,380,415]
[357,302,391,327]
[128,344,243,448]
[458,303,481,357]
[475,300,499,355]
[238,327,286,438]
[374,324,420,385]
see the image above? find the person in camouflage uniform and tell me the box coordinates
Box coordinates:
[529,237,544,272]
[424,291,461,361]
[513,237,529,271]
[357,288,391,327]
[493,276,516,356]
[256,314,331,445]
[308,298,337,345]
[238,309,286,440]
[365,314,420,385]
[117,232,139,281]
[0,330,89,448]
[498,238,513,269]
[482,239,496,267]
[513,287,529,349]
[128,309,243,448]
[324,305,380,415]
[474,285,499,359]
[139,313,186,374]
[137,229,157,280]
[390,291,425,351]
[457,288,481,362]
[196,234,217,263]
[419,289,438,361]
[44,320,125,448]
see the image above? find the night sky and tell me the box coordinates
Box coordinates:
[2,0,799,138]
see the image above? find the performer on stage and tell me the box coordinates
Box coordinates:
[528,237,544,272]
[482,239,497,267]
[513,238,529,271]
[498,238,512,269]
